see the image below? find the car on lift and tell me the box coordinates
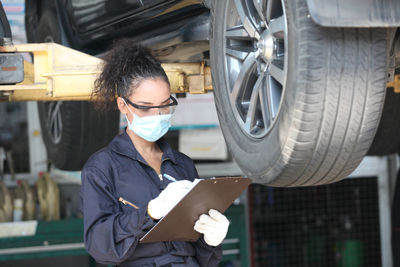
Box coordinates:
[24,0,400,186]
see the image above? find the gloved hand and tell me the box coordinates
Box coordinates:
[194,209,230,247]
[147,180,193,220]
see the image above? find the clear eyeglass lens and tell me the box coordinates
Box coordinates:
[159,105,176,115]
[139,105,176,116]
[169,105,176,114]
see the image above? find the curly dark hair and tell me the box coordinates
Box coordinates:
[92,39,170,110]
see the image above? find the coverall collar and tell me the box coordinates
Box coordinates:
[110,131,177,164]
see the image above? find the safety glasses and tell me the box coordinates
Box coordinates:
[122,95,178,116]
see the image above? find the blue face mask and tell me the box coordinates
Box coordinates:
[125,105,172,142]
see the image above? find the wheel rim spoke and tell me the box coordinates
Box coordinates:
[226,46,251,61]
[233,0,260,40]
[268,61,284,85]
[269,15,285,38]
[245,73,264,132]
[55,111,62,142]
[225,25,253,40]
[47,102,62,144]
[266,76,281,119]
[259,76,271,127]
[230,52,257,104]
[265,0,273,22]
[48,106,58,135]
[252,0,266,23]
[266,76,275,126]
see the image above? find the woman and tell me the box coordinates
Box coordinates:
[80,39,229,267]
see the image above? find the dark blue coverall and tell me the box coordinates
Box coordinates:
[80,132,222,266]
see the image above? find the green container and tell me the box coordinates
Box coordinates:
[219,204,250,267]
[0,219,86,261]
[336,239,363,267]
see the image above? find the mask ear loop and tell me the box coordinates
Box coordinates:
[121,98,132,115]
[121,98,135,125]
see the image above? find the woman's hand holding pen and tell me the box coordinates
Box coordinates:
[147,179,193,220]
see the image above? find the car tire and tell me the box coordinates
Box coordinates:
[33,10,120,170]
[367,87,400,156]
[210,0,388,186]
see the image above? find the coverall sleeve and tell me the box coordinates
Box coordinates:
[194,237,223,267]
[80,166,155,265]
[189,162,223,266]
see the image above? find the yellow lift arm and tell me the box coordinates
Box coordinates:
[0,42,398,102]
[0,43,212,102]
[387,74,400,94]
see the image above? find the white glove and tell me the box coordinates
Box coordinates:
[194,209,230,246]
[147,180,193,220]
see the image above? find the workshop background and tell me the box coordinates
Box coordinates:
[0,1,398,267]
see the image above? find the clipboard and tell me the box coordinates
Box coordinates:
[139,176,251,243]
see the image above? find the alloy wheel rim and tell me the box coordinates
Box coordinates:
[223,0,288,138]
[46,101,63,144]
[43,35,63,144]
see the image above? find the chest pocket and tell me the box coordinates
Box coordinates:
[113,159,161,209]
[116,183,156,211]
[118,196,142,212]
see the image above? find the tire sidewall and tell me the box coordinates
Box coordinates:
[34,9,120,170]
[36,10,65,166]
[38,101,83,168]
[35,11,61,43]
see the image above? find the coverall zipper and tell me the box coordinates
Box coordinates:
[137,158,172,182]
[136,158,173,253]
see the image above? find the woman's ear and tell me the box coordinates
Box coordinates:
[117,97,128,115]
